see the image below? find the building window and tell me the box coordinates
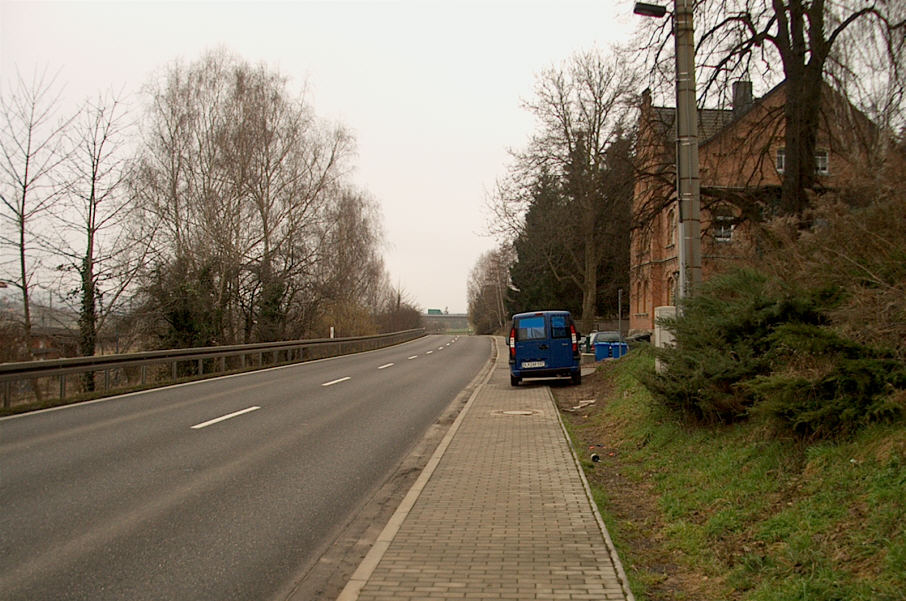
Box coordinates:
[666,208,676,247]
[712,205,734,243]
[816,150,829,174]
[777,147,829,175]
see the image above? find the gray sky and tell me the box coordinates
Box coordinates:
[1,0,637,313]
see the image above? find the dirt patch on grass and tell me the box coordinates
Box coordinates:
[553,367,723,601]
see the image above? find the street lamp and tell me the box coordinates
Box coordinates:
[633,2,666,17]
[634,0,702,302]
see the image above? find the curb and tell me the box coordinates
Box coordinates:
[548,386,636,601]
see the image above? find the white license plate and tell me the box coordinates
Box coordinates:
[522,360,546,369]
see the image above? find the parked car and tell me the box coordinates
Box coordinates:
[581,330,621,353]
[508,310,581,386]
[626,331,651,346]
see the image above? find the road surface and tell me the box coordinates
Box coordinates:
[0,334,491,600]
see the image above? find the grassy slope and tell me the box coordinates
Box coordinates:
[554,353,906,601]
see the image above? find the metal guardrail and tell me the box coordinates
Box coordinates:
[0,329,425,410]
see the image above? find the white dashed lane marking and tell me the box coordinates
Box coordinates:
[191,406,261,430]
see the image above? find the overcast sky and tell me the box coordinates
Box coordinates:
[1,0,638,313]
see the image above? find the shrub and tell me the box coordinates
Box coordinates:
[641,268,823,424]
[641,268,906,437]
[746,324,906,438]
[760,196,906,359]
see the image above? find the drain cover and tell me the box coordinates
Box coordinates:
[492,409,541,416]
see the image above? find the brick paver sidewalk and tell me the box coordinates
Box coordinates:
[337,337,633,601]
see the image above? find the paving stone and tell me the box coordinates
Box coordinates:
[338,338,633,601]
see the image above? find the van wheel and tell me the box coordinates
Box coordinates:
[571,371,581,385]
[510,375,521,387]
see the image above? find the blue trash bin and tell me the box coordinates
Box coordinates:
[594,342,611,360]
[595,341,628,360]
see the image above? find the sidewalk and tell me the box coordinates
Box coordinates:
[337,337,633,601]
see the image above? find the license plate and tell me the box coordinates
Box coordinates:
[522,360,546,369]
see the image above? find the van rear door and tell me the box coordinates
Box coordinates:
[548,313,575,368]
[513,314,550,370]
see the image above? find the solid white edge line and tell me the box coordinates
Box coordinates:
[191,406,260,430]
[378,363,394,370]
[322,376,351,387]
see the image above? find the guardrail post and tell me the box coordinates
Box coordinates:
[59,374,65,401]
[141,365,146,386]
[3,381,10,408]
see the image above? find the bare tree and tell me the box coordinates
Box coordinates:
[0,69,74,362]
[317,188,385,297]
[638,0,906,214]
[490,48,639,331]
[134,50,356,345]
[374,281,423,334]
[230,65,353,341]
[53,93,141,367]
[468,245,515,335]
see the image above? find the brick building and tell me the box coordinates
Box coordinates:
[629,80,878,335]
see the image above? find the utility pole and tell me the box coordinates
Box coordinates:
[673,0,702,300]
[634,0,702,302]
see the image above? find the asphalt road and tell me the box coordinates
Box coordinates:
[0,334,491,601]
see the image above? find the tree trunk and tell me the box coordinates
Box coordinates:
[18,208,32,356]
[79,241,97,391]
[780,64,824,215]
[581,236,597,334]
[777,0,830,216]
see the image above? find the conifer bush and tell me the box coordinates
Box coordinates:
[641,268,906,437]
[745,323,906,438]
[642,269,804,424]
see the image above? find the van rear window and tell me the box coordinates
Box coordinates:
[550,315,570,338]
[515,316,546,340]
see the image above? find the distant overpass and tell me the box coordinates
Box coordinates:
[423,312,470,333]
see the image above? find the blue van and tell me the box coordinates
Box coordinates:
[508,310,581,386]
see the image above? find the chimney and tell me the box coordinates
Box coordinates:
[732,81,753,116]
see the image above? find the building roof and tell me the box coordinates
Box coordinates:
[645,80,789,148]
[650,106,736,144]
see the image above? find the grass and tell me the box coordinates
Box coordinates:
[554,351,906,601]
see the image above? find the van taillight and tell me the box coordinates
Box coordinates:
[570,324,578,353]
[509,328,516,358]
